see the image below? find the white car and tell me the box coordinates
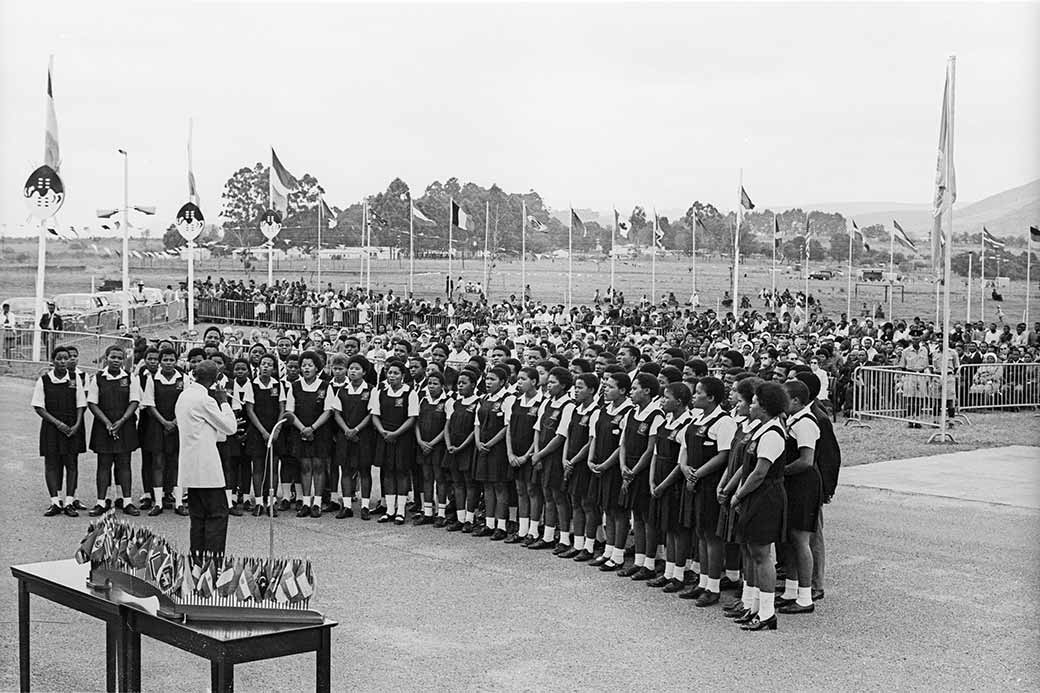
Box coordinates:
[53,292,110,319]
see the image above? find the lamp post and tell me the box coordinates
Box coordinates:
[118,148,130,328]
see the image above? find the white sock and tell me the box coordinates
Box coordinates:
[726,569,740,581]
[698,574,708,589]
[153,487,163,503]
[741,585,754,609]
[423,502,434,517]
[437,505,446,518]
[664,562,675,579]
[173,487,183,507]
[50,496,60,506]
[634,553,646,569]
[497,518,507,530]
[64,495,74,506]
[584,537,595,552]
[465,510,475,524]
[783,579,798,600]
[225,490,233,506]
[123,496,133,507]
[542,526,555,542]
[96,499,106,507]
[707,577,721,593]
[691,560,701,574]
[751,587,761,613]
[602,544,615,559]
[611,547,625,563]
[509,506,518,521]
[644,555,655,569]
[758,591,776,620]
[796,586,813,607]
[529,520,540,538]
[385,495,397,515]
[456,510,466,523]
[518,518,530,536]
[485,517,495,529]
[559,530,570,546]
[397,495,408,516]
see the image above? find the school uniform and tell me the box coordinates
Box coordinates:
[229,378,255,497]
[33,369,87,504]
[279,376,302,487]
[679,408,737,536]
[416,390,450,470]
[87,368,141,506]
[591,399,634,511]
[534,393,575,492]
[443,394,479,473]
[716,416,759,542]
[506,391,542,483]
[140,370,184,456]
[618,402,663,515]
[327,380,373,475]
[734,418,788,546]
[245,375,286,498]
[136,370,156,501]
[564,400,599,504]
[368,382,420,473]
[784,406,823,534]
[648,410,693,531]
[473,389,510,483]
[286,377,333,459]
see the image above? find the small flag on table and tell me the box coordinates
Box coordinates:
[76,526,99,564]
[295,560,314,600]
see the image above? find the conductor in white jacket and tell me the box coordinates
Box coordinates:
[176,360,238,556]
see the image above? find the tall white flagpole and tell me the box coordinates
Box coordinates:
[651,209,657,304]
[186,118,195,331]
[33,218,46,361]
[979,229,985,324]
[448,196,453,296]
[804,211,811,315]
[408,196,415,296]
[366,200,372,296]
[483,200,490,298]
[317,189,323,290]
[846,219,854,317]
[610,203,616,300]
[888,225,895,320]
[692,213,698,301]
[521,200,527,304]
[567,206,573,312]
[770,212,776,300]
[359,198,366,289]
[935,55,956,444]
[732,170,742,314]
[966,252,972,324]
[1026,235,1032,324]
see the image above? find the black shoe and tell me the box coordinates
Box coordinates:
[528,538,553,550]
[503,531,521,543]
[244,498,255,511]
[393,514,406,525]
[573,550,594,562]
[114,498,124,510]
[123,503,140,517]
[433,516,447,528]
[293,498,303,511]
[473,525,492,537]
[777,602,815,615]
[557,547,579,559]
[741,614,778,631]
[148,506,163,517]
[297,505,311,518]
[361,507,371,521]
[461,521,474,533]
[774,595,797,608]
[734,609,757,624]
[162,495,175,510]
[228,505,243,517]
[311,504,322,518]
[175,505,189,516]
[719,576,742,591]
[373,504,387,516]
[139,496,153,510]
[662,578,685,593]
[589,554,610,567]
[552,543,570,556]
[63,504,79,518]
[72,499,86,511]
[253,505,264,517]
[695,591,721,607]
[331,504,351,519]
[412,514,431,525]
[599,560,624,572]
[521,535,536,547]
[684,571,699,586]
[617,564,640,578]
[812,588,825,602]
[724,601,748,617]
[490,528,507,541]
[377,512,392,523]
[445,519,462,532]
[630,567,655,581]
[678,586,704,600]
[44,504,62,517]
[647,575,670,588]
[278,498,291,512]
[88,504,106,517]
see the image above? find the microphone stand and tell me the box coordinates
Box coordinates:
[266,416,289,570]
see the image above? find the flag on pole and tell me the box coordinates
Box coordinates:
[570,209,586,237]
[270,148,299,216]
[740,186,755,211]
[45,56,60,171]
[852,219,871,252]
[411,202,436,227]
[320,198,337,228]
[1030,226,1040,242]
[450,200,469,230]
[773,215,782,249]
[982,227,1005,250]
[892,219,916,250]
[615,209,630,239]
[187,118,199,206]
[653,212,665,249]
[931,62,957,277]
[527,215,548,233]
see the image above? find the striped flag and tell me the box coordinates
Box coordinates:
[45,56,60,171]
[852,220,870,252]
[450,200,469,230]
[982,227,1005,250]
[570,209,585,237]
[320,198,337,228]
[270,148,299,216]
[1030,226,1040,243]
[892,219,916,250]
[527,215,548,233]
[773,215,782,249]
[740,186,755,211]
[931,60,957,278]
[411,202,436,227]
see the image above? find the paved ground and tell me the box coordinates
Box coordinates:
[1,378,1038,691]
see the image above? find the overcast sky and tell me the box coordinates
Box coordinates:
[1,0,1037,236]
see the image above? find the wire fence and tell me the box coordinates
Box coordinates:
[1,328,135,379]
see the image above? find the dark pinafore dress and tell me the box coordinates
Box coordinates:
[473,393,509,482]
[38,372,86,456]
[289,379,332,459]
[142,374,183,455]
[373,385,416,473]
[648,413,688,531]
[679,410,727,530]
[538,396,571,492]
[225,379,251,459]
[596,402,633,511]
[692,410,732,536]
[508,394,541,483]
[443,396,478,473]
[89,372,139,454]
[619,405,662,514]
[716,419,761,542]
[245,378,283,461]
[783,411,823,534]
[564,403,596,501]
[332,382,373,473]
[734,421,788,545]
[416,393,448,470]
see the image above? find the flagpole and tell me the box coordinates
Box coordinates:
[483,200,490,299]
[692,213,698,301]
[33,218,46,361]
[934,55,956,444]
[1026,235,1032,324]
[846,219,854,317]
[366,198,372,296]
[651,210,657,305]
[121,149,130,328]
[804,211,810,317]
[408,195,415,297]
[732,170,742,315]
[610,203,616,300]
[359,198,366,290]
[888,225,895,320]
[521,200,527,305]
[187,239,195,331]
[317,189,323,290]
[448,196,453,298]
[567,206,573,313]
[979,228,985,324]
[966,252,972,325]
[770,212,777,300]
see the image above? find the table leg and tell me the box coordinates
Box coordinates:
[125,615,141,693]
[18,580,29,692]
[210,661,233,693]
[316,627,331,693]
[106,619,121,693]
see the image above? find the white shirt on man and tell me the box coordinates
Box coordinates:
[175,381,238,488]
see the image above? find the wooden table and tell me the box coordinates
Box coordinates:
[12,559,337,693]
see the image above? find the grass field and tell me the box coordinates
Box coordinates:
[0,238,1032,326]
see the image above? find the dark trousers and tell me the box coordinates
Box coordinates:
[187,487,229,556]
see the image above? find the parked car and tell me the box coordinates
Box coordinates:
[809,269,836,280]
[97,290,147,311]
[1,297,38,328]
[53,292,110,320]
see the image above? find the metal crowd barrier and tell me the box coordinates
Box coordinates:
[846,365,947,428]
[1,328,134,378]
[957,362,1040,412]
[64,301,186,334]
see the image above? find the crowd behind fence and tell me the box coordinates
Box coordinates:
[848,362,1040,427]
[65,300,187,334]
[1,328,134,378]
